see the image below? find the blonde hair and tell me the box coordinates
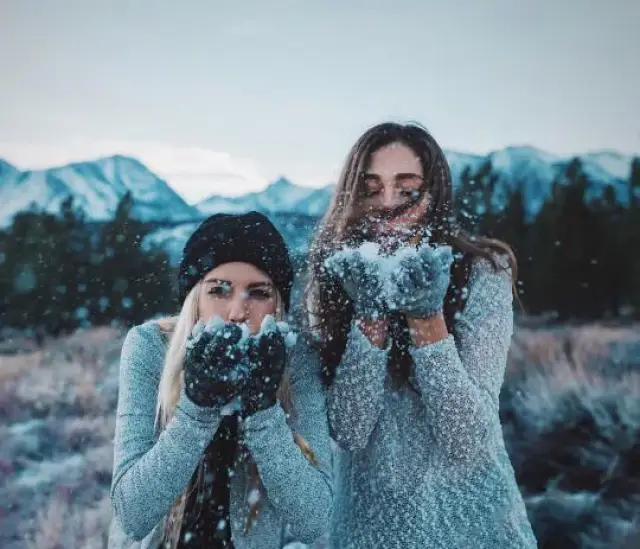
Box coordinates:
[153,281,315,547]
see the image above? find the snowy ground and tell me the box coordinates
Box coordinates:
[1,322,639,548]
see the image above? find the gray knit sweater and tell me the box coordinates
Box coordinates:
[327,256,538,549]
[107,321,333,549]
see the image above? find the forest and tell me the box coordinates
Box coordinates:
[1,156,639,339]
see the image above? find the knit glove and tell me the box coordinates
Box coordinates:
[183,317,253,408]
[241,317,290,416]
[386,244,454,318]
[324,243,389,319]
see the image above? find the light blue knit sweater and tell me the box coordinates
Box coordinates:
[107,321,333,549]
[327,256,538,549]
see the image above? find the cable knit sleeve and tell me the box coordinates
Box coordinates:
[410,255,514,463]
[241,336,333,544]
[327,323,389,451]
[110,322,223,540]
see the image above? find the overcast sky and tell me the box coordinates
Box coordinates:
[0,0,638,202]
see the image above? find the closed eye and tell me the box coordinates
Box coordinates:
[400,189,422,200]
[396,174,424,197]
[363,187,380,198]
[248,288,273,300]
[360,173,382,198]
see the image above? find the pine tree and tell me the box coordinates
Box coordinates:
[591,185,628,316]
[3,209,55,335]
[625,158,640,315]
[454,161,495,234]
[454,166,477,231]
[44,196,93,334]
[526,187,561,316]
[0,227,10,328]
[91,192,175,326]
[0,197,93,336]
[496,183,528,302]
[476,160,499,237]
[551,159,606,319]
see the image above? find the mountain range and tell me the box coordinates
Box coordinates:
[0,155,198,228]
[0,146,636,258]
[196,176,334,218]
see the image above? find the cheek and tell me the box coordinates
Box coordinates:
[361,193,379,206]
[355,198,383,220]
[394,194,431,224]
[248,300,278,331]
[198,298,228,323]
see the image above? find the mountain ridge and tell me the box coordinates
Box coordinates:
[0,155,198,227]
[0,146,636,229]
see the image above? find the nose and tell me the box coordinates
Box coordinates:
[379,186,401,209]
[227,296,249,324]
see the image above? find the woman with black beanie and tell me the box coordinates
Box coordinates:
[108,211,333,549]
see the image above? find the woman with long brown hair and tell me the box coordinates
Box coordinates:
[108,211,332,549]
[306,122,537,548]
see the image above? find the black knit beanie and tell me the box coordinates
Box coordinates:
[178,211,294,310]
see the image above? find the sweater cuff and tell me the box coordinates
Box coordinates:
[409,334,455,361]
[346,322,390,361]
[174,386,222,424]
[409,335,458,387]
[242,401,287,434]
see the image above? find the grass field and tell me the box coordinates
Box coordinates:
[1,322,639,549]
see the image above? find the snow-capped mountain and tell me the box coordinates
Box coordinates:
[196,177,333,217]
[454,147,560,216]
[447,146,637,219]
[0,155,198,228]
[0,147,635,233]
[195,147,636,220]
[0,159,20,180]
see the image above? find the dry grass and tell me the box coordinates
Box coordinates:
[0,327,123,423]
[26,492,112,549]
[1,327,123,549]
[501,324,640,549]
[508,322,640,380]
[1,320,638,549]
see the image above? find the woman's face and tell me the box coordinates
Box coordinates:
[356,141,430,240]
[197,262,278,334]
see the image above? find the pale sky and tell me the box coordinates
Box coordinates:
[0,0,638,203]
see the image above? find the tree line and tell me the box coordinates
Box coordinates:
[456,157,640,320]
[0,156,638,341]
[0,193,176,342]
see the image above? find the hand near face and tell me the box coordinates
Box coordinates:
[324,244,390,319]
[326,241,454,320]
[242,318,288,415]
[386,244,454,318]
[183,318,253,408]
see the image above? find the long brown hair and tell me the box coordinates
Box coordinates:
[304,121,518,385]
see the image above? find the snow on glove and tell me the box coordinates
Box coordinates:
[324,242,389,319]
[241,316,291,416]
[386,244,454,318]
[183,317,253,408]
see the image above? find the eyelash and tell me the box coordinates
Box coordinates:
[207,286,229,298]
[249,289,273,300]
[362,187,417,198]
[207,287,273,300]
[362,187,378,198]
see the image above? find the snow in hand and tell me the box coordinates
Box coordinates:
[325,240,447,299]
[188,314,297,352]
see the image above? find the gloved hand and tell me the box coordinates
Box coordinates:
[241,317,288,416]
[183,317,253,408]
[386,244,454,318]
[324,243,389,319]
